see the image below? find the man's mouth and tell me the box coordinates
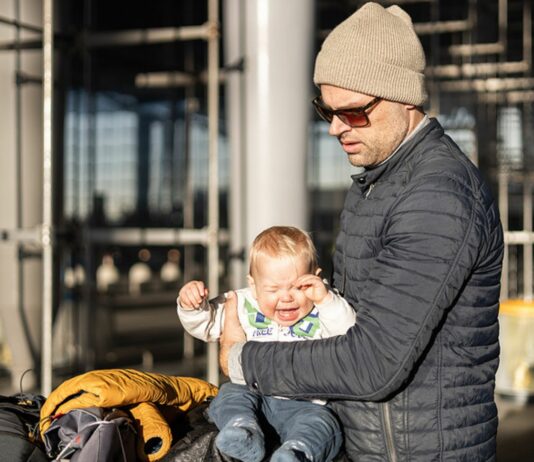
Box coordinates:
[341,140,362,153]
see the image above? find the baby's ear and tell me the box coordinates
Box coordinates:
[315,267,322,276]
[247,274,258,298]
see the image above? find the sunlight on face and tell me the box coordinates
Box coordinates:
[248,253,314,327]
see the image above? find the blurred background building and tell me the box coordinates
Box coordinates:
[0,0,533,459]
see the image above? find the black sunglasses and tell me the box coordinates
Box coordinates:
[312,96,382,128]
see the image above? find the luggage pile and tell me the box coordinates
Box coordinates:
[0,369,227,462]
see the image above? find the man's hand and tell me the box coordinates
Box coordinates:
[219,291,246,376]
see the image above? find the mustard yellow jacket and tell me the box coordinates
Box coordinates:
[40,369,218,461]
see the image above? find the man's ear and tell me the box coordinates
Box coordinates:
[247,274,258,299]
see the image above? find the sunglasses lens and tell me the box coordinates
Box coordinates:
[339,111,368,127]
[314,104,333,123]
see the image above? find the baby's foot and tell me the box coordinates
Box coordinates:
[215,419,265,462]
[270,441,311,462]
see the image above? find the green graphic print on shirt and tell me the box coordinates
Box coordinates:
[244,298,320,338]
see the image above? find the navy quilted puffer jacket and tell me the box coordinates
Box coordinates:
[241,119,504,461]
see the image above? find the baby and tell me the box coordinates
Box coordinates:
[177,226,356,462]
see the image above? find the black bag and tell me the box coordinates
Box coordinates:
[161,402,233,462]
[0,393,48,462]
[43,407,137,462]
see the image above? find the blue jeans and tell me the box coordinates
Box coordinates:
[208,382,342,462]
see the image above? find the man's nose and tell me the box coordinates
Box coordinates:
[328,115,351,137]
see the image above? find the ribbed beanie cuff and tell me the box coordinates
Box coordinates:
[314,2,427,106]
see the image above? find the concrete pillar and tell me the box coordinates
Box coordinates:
[243,0,314,249]
[0,1,43,392]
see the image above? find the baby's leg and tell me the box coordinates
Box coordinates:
[208,382,265,462]
[264,399,342,462]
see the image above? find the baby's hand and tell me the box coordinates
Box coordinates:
[178,281,209,310]
[294,272,332,305]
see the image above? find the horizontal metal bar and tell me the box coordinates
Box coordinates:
[497,171,534,183]
[440,77,534,92]
[87,24,211,47]
[319,19,470,40]
[0,15,42,33]
[426,61,529,79]
[135,69,227,88]
[414,20,470,35]
[0,227,42,244]
[0,39,42,50]
[16,71,43,85]
[87,227,229,246]
[505,231,534,245]
[479,90,534,104]
[448,42,505,57]
[135,71,196,88]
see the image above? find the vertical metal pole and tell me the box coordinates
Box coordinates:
[41,0,54,395]
[523,176,532,300]
[182,39,195,360]
[499,172,509,301]
[207,0,220,385]
[428,0,440,116]
[498,0,508,53]
[524,0,532,70]
[15,0,35,366]
[224,0,247,290]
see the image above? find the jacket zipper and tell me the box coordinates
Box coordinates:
[381,402,398,462]
[364,182,375,198]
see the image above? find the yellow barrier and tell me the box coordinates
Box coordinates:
[496,299,534,398]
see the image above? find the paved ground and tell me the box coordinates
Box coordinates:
[496,397,534,461]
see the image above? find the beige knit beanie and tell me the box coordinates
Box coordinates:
[314,2,427,106]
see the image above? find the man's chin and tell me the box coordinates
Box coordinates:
[347,153,366,167]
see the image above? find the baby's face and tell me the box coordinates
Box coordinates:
[248,254,314,327]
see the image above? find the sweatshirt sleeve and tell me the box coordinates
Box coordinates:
[316,291,357,337]
[177,301,224,342]
[240,172,495,401]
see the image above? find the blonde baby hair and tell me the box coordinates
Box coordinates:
[249,226,318,278]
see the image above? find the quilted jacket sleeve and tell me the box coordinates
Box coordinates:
[241,170,499,400]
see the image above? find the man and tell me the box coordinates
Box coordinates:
[220,3,504,461]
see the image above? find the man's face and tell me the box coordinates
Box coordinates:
[248,254,314,327]
[320,85,413,168]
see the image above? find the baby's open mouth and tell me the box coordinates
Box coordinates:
[276,307,299,321]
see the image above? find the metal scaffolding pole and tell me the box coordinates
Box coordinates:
[500,172,509,301]
[206,0,220,386]
[523,177,532,301]
[41,0,54,395]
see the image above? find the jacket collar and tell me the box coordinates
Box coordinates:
[351,117,444,191]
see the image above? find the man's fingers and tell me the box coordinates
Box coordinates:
[221,291,246,343]
[224,291,238,315]
[219,290,245,376]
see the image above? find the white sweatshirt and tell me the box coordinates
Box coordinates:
[177,287,356,343]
